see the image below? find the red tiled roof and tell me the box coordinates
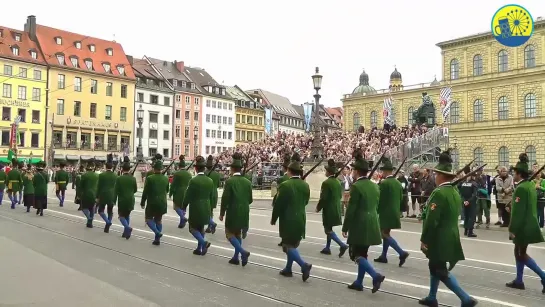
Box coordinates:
[35,25,135,79]
[326,107,343,117]
[0,26,47,65]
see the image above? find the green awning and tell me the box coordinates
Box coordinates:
[0,157,42,164]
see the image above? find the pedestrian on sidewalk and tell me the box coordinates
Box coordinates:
[496,167,514,227]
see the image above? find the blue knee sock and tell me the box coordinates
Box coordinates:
[443,274,471,303]
[18,192,22,202]
[156,223,163,233]
[209,217,215,226]
[126,216,130,224]
[99,212,110,224]
[146,220,160,235]
[428,275,440,300]
[325,234,332,250]
[381,239,390,258]
[119,217,129,229]
[108,214,113,223]
[8,194,13,203]
[356,259,366,285]
[57,193,61,201]
[357,257,378,279]
[191,230,206,248]
[175,208,185,217]
[284,251,294,272]
[0,192,4,201]
[388,237,404,255]
[524,257,545,280]
[82,209,91,220]
[229,237,244,257]
[515,259,524,283]
[13,194,18,204]
[330,232,346,248]
[61,194,65,204]
[287,248,305,268]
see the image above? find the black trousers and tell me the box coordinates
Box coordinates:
[498,203,511,226]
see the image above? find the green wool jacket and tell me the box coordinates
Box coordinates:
[169,169,192,208]
[0,170,6,190]
[54,169,70,190]
[316,176,343,228]
[114,173,137,213]
[421,183,465,265]
[79,171,99,207]
[6,169,23,191]
[97,170,118,205]
[271,177,310,242]
[182,173,214,227]
[141,173,169,217]
[32,171,48,197]
[207,169,221,209]
[378,176,403,230]
[342,177,382,246]
[22,173,34,195]
[510,180,544,245]
[220,174,253,230]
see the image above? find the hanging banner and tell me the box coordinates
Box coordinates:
[303,103,313,132]
[265,108,272,135]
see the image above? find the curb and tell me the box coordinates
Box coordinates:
[400,217,509,233]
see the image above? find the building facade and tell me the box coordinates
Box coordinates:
[129,56,174,158]
[226,85,265,146]
[325,107,344,129]
[25,16,136,164]
[246,90,279,135]
[146,58,202,159]
[0,23,48,161]
[248,89,303,134]
[343,19,545,168]
[183,66,235,156]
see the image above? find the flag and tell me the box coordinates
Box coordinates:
[383,96,394,126]
[440,87,452,121]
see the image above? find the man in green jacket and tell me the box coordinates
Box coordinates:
[205,155,220,234]
[96,159,118,233]
[182,156,214,255]
[115,159,137,240]
[316,159,348,257]
[80,162,99,228]
[374,158,409,266]
[141,159,169,246]
[33,162,49,216]
[342,150,384,293]
[74,165,84,211]
[273,153,291,246]
[271,152,312,282]
[506,153,545,294]
[22,165,35,213]
[419,150,477,307]
[220,152,252,266]
[6,158,22,209]
[54,161,70,207]
[170,155,192,229]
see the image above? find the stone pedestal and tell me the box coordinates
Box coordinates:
[303,162,326,199]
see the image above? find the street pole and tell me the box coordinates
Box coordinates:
[311,67,323,159]
[137,120,143,162]
[49,112,55,166]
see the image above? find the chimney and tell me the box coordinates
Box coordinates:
[175,60,185,72]
[25,15,37,42]
[126,55,134,65]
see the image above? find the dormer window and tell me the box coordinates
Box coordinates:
[0,30,3,38]
[102,63,111,73]
[69,56,78,68]
[55,36,62,45]
[89,44,96,52]
[11,46,19,56]
[75,41,81,49]
[173,79,178,87]
[84,59,93,70]
[56,53,65,65]
[106,48,113,56]
[14,33,21,42]
[117,65,125,76]
[181,81,186,87]
[30,50,37,59]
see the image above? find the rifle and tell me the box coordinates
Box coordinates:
[392,156,408,178]
[162,160,176,175]
[334,158,352,178]
[243,161,260,176]
[368,151,387,178]
[207,159,220,176]
[302,158,325,180]
[529,164,545,181]
[456,158,477,175]
[130,161,141,176]
[452,164,488,186]
[185,160,195,170]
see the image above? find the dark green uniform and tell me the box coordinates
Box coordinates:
[316,175,347,256]
[6,168,22,207]
[141,173,169,220]
[74,172,83,206]
[272,177,310,246]
[114,173,137,217]
[220,174,253,234]
[22,171,35,210]
[79,170,99,210]
[182,173,214,231]
[54,169,69,190]
[378,176,403,230]
[0,169,7,201]
[32,167,49,214]
[97,170,118,218]
[170,169,192,208]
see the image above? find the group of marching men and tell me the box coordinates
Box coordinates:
[3,148,545,307]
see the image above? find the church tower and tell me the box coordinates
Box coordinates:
[389,67,403,92]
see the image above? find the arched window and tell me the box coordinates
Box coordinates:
[524,93,537,118]
[498,146,509,167]
[450,59,459,80]
[450,101,460,123]
[474,147,484,166]
[473,55,483,76]
[498,96,509,120]
[451,149,459,170]
[524,45,536,68]
[498,50,508,72]
[473,99,484,121]
[370,111,377,128]
[352,112,360,131]
[408,107,414,125]
[526,145,537,165]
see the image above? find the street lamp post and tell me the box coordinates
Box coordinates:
[311,67,323,159]
[136,104,144,162]
[193,126,199,158]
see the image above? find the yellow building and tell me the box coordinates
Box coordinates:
[226,85,265,145]
[25,16,136,164]
[0,25,48,161]
[343,19,545,168]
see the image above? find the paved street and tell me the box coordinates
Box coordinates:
[0,183,544,306]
